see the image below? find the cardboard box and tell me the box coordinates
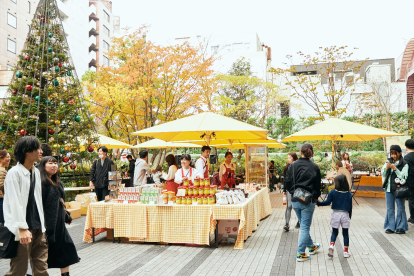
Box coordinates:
[65,202,81,219]
[218,220,239,237]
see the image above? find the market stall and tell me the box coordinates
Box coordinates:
[82,186,271,249]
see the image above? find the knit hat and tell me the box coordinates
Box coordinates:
[390,145,402,152]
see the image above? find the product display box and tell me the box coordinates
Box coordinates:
[65,201,82,219]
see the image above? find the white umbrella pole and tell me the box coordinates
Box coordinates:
[331,137,335,169]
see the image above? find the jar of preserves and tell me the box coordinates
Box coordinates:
[202,196,208,205]
[176,196,182,204]
[191,196,197,204]
[194,178,200,187]
[183,179,189,186]
[200,178,205,187]
[208,195,214,205]
[188,186,193,196]
[204,186,210,196]
[212,195,216,204]
[204,178,210,186]
[197,196,202,205]
[210,185,217,195]
[187,196,192,205]
[198,187,204,196]
[193,187,199,196]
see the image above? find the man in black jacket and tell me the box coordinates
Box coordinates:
[126,155,135,186]
[404,139,414,224]
[89,146,115,201]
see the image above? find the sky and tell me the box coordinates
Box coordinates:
[112,0,414,69]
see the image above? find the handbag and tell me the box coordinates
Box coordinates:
[394,185,410,199]
[0,224,19,259]
[291,164,313,205]
[60,198,72,224]
[147,174,155,184]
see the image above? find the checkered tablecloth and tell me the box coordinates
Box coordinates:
[83,188,272,249]
[83,202,114,243]
[211,187,272,249]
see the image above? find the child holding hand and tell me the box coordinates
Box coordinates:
[317,175,353,258]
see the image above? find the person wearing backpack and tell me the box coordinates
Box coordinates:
[284,143,321,262]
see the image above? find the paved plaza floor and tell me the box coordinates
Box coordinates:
[1,192,413,276]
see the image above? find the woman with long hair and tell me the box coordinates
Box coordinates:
[38,156,79,276]
[219,152,236,189]
[283,152,299,232]
[341,152,353,174]
[285,143,322,262]
[382,145,409,234]
[152,165,163,185]
[174,154,202,185]
[165,154,179,193]
[0,150,10,223]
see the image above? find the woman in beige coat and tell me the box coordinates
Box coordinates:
[0,149,11,223]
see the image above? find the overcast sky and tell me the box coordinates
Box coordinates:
[113,0,414,68]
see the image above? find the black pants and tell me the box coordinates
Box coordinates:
[96,187,109,201]
[409,188,414,219]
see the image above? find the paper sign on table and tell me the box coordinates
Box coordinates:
[177,189,186,197]
[192,202,198,205]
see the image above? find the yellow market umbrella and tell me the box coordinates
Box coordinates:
[214,142,286,150]
[131,112,268,144]
[130,139,202,149]
[282,118,402,168]
[90,134,131,149]
[185,137,284,147]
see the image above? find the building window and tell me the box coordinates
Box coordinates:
[27,24,30,33]
[28,1,30,13]
[103,25,110,37]
[10,0,17,3]
[7,64,13,70]
[103,40,109,51]
[104,10,110,22]
[103,56,109,66]
[7,39,16,53]
[8,13,17,28]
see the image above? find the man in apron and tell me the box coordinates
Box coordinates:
[195,146,211,179]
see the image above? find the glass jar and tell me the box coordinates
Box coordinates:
[198,187,204,196]
[204,186,210,196]
[176,196,181,204]
[204,178,210,186]
[188,186,193,196]
[197,196,202,205]
[200,178,205,187]
[193,187,199,196]
[194,178,200,187]
[202,196,208,205]
[191,196,197,204]
[183,179,189,186]
[210,185,217,195]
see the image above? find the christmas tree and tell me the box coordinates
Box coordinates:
[0,0,97,174]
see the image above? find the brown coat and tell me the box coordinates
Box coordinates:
[0,167,7,198]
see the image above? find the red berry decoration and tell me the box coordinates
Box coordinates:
[12,90,17,95]
[48,129,54,135]
[62,156,70,163]
[19,129,27,136]
[25,85,32,91]
[55,30,60,34]
[25,55,30,61]
[58,62,62,67]
[67,100,74,105]
[70,163,76,170]
[87,146,94,152]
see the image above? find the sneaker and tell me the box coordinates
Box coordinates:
[295,221,300,229]
[283,224,290,232]
[408,218,414,224]
[396,229,406,234]
[309,243,321,255]
[343,251,351,258]
[296,253,310,262]
[328,245,334,258]
[385,229,394,234]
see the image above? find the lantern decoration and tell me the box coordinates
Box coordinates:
[35,95,40,101]
[52,144,59,149]
[48,129,54,135]
[48,47,53,53]
[74,116,81,122]
[16,71,23,78]
[62,156,70,163]
[12,90,18,95]
[55,120,61,125]
[53,80,59,86]
[64,146,70,151]
[44,100,51,105]
[19,129,27,136]
[87,146,94,152]
[58,62,62,67]
[70,163,76,170]
[67,100,75,105]
[60,148,65,154]
[59,167,64,173]
[0,126,4,131]
[48,32,53,38]
[87,124,91,129]
[67,71,72,76]
[25,85,32,92]
[25,55,30,61]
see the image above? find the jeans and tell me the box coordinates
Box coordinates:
[292,201,315,254]
[384,191,408,231]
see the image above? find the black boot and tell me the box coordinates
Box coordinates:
[61,273,70,276]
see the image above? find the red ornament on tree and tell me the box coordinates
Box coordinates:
[25,85,32,91]
[87,146,94,152]
[62,156,70,163]
[58,62,62,67]
[26,37,30,42]
[40,17,46,22]
[25,55,30,61]
[48,129,54,135]
[12,90,17,95]
[55,30,60,34]
[19,129,27,136]
[70,164,76,170]
[67,100,74,105]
